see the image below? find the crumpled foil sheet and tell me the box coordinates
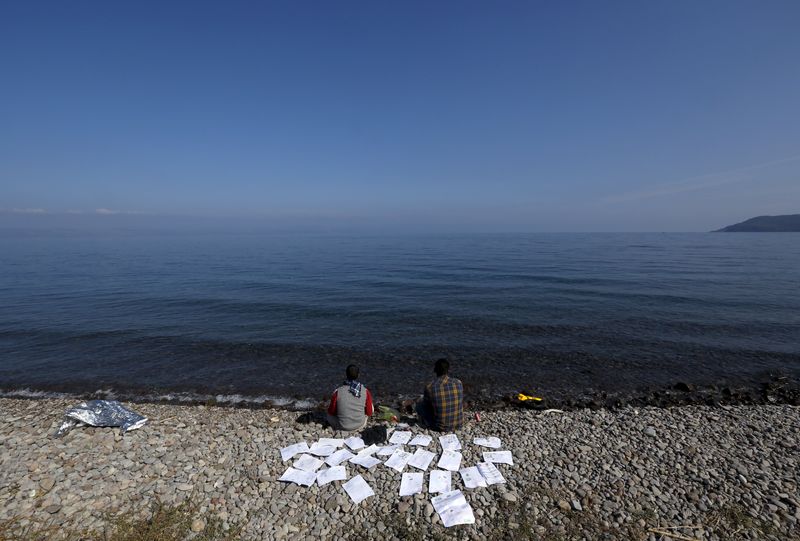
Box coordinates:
[54,400,148,437]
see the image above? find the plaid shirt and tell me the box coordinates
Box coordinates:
[424,375,464,431]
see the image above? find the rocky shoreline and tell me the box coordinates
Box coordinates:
[1,397,798,540]
[2,372,799,414]
[509,374,800,412]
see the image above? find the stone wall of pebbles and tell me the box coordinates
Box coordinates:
[0,398,798,540]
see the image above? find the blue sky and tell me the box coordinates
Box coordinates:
[1,1,799,232]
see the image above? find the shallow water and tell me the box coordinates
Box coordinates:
[1,231,798,405]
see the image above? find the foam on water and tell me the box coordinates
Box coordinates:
[0,388,72,400]
[0,387,317,411]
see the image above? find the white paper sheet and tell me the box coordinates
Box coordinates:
[344,436,366,451]
[482,450,513,465]
[459,466,487,489]
[316,466,347,486]
[342,475,375,504]
[473,436,502,449]
[317,437,345,448]
[308,443,338,457]
[279,467,317,487]
[439,434,462,451]
[293,454,324,472]
[356,444,380,456]
[280,442,310,462]
[429,470,452,494]
[399,472,424,496]
[407,449,435,471]
[476,461,506,485]
[431,490,476,527]
[377,444,402,456]
[349,454,382,469]
[325,448,355,467]
[384,449,413,472]
[437,449,462,472]
[408,434,432,447]
[388,430,413,445]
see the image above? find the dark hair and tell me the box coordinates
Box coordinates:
[346,364,359,380]
[434,358,449,377]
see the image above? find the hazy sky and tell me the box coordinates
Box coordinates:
[2,1,799,232]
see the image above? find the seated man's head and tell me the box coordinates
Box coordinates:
[434,358,449,377]
[346,364,360,381]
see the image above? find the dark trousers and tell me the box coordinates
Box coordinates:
[415,400,436,429]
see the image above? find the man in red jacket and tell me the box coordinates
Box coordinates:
[327,364,374,432]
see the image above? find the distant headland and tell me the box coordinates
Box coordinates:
[715,214,800,232]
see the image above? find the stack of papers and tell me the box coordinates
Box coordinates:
[294,454,324,472]
[349,444,381,468]
[343,475,375,504]
[459,466,488,489]
[407,449,435,471]
[476,462,506,485]
[473,436,502,449]
[279,467,317,487]
[483,450,513,465]
[384,449,413,472]
[377,444,402,456]
[399,472,424,496]
[316,466,347,486]
[308,442,338,457]
[437,449,462,472]
[439,434,462,451]
[349,453,381,469]
[344,436,365,451]
[317,438,344,448]
[431,490,475,527]
[280,442,310,461]
[429,470,452,494]
[408,434,432,447]
[389,431,413,445]
[357,444,380,456]
[325,448,355,467]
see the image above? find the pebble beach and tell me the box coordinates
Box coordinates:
[1,398,798,540]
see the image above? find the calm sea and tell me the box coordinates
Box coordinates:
[1,231,798,406]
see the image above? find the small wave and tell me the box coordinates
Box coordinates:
[0,388,72,399]
[0,387,318,411]
[151,391,318,410]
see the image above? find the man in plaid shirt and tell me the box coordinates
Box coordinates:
[416,359,464,431]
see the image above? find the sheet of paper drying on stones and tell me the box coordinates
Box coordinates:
[1,398,798,541]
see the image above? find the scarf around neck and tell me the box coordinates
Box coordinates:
[344,379,362,398]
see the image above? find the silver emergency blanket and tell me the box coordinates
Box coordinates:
[54,400,148,437]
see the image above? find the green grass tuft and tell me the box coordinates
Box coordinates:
[0,499,242,541]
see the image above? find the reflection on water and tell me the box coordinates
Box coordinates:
[1,232,799,399]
